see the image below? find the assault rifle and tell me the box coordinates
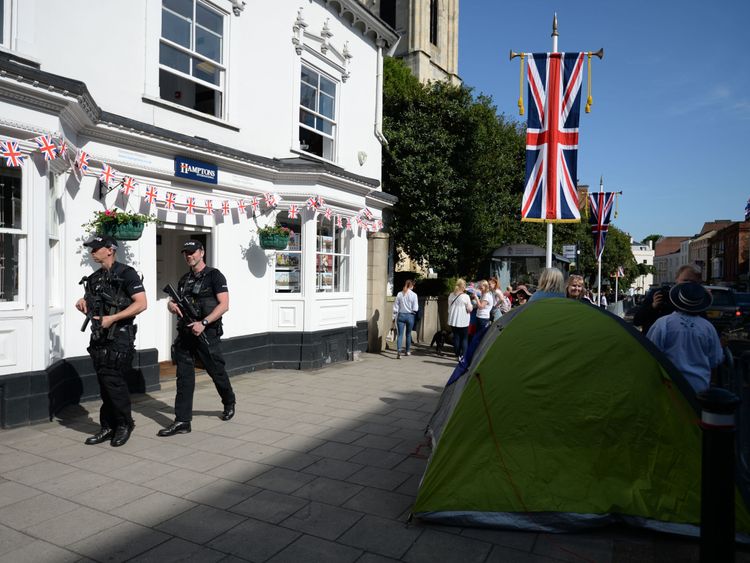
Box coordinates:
[79,275,129,340]
[163,283,209,345]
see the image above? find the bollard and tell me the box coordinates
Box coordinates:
[697,387,741,563]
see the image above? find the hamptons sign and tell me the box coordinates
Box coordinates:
[174,156,218,184]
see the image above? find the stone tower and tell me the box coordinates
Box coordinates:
[359,0,460,84]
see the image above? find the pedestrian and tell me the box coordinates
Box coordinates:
[633,265,702,333]
[488,277,510,319]
[76,235,147,447]
[447,278,473,359]
[529,268,565,302]
[475,280,494,330]
[647,282,723,395]
[393,279,418,359]
[159,240,236,437]
[510,285,532,307]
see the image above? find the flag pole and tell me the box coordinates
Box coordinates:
[597,176,603,306]
[546,14,559,269]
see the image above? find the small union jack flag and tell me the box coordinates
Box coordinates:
[56,138,69,160]
[359,207,373,220]
[144,185,158,204]
[264,192,278,208]
[324,207,332,220]
[346,217,353,231]
[1,141,25,167]
[336,215,343,228]
[588,192,616,260]
[34,135,58,161]
[221,200,230,215]
[237,199,247,213]
[99,164,118,186]
[186,197,196,214]
[75,150,90,173]
[205,200,214,214]
[121,176,137,195]
[288,204,299,219]
[306,197,317,210]
[165,191,177,210]
[521,52,585,223]
[251,197,260,214]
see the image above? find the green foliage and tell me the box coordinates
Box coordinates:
[257,225,291,237]
[382,58,527,278]
[83,209,156,234]
[642,234,661,246]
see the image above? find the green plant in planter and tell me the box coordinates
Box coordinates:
[83,209,157,241]
[257,225,291,250]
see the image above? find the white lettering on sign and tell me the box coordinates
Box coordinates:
[180,162,216,179]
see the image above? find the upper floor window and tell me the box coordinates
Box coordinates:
[299,65,337,161]
[160,0,225,118]
[429,0,438,46]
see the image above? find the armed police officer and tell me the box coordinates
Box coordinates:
[76,235,147,447]
[158,240,236,437]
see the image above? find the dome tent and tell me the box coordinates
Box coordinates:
[413,298,750,539]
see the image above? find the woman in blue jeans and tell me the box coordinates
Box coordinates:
[393,279,418,359]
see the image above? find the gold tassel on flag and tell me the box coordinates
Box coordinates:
[614,192,619,218]
[518,53,526,116]
[585,51,593,113]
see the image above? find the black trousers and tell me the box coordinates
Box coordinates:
[88,332,134,429]
[173,328,235,422]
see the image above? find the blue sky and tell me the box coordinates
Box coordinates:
[458,1,750,242]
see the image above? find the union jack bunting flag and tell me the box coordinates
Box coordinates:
[185,197,196,214]
[336,215,343,228]
[237,199,247,213]
[56,138,69,160]
[0,141,24,167]
[288,204,299,219]
[359,207,374,220]
[165,192,177,210]
[588,192,616,260]
[306,196,318,210]
[263,192,278,208]
[205,200,214,214]
[34,135,58,161]
[324,207,332,220]
[144,186,158,204]
[99,164,118,186]
[221,201,230,215]
[75,150,90,173]
[121,176,137,195]
[521,52,585,223]
[250,197,260,214]
[745,198,750,221]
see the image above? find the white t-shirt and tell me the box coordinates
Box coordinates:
[447,292,472,328]
[476,291,494,319]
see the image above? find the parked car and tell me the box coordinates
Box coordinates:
[704,286,744,333]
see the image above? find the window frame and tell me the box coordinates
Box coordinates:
[315,215,351,294]
[298,63,339,162]
[0,159,26,310]
[273,216,303,294]
[159,0,227,118]
[429,0,439,46]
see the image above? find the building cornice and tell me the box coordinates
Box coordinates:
[319,0,399,48]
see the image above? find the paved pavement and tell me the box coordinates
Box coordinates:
[0,345,747,562]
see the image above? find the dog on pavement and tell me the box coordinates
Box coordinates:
[430,330,451,356]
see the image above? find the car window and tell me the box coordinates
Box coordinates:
[735,293,750,306]
[709,291,734,307]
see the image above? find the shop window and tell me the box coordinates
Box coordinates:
[299,65,337,160]
[0,165,22,303]
[274,217,302,293]
[160,0,225,117]
[316,216,350,293]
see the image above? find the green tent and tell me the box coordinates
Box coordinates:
[413,298,750,538]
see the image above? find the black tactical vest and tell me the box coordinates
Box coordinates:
[179,267,220,320]
[87,263,135,325]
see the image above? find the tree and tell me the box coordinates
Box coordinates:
[642,233,661,247]
[382,58,528,278]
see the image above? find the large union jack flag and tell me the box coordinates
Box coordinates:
[521,52,585,223]
[589,192,616,260]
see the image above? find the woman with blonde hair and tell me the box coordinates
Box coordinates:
[528,268,565,302]
[448,278,473,358]
[475,280,494,330]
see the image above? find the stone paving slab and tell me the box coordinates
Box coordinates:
[0,346,748,562]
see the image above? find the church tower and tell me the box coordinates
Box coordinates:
[360,0,460,84]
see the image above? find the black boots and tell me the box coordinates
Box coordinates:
[157,421,192,437]
[111,423,135,447]
[84,427,113,445]
[221,403,235,421]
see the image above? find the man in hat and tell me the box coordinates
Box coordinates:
[76,235,147,447]
[158,240,236,437]
[646,282,723,394]
[633,264,702,333]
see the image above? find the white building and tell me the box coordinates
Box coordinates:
[630,240,654,294]
[0,0,398,426]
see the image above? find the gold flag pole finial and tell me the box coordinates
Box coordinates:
[552,13,558,38]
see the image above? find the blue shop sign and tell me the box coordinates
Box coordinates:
[174,156,218,184]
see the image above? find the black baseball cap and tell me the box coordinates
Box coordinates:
[181,240,204,253]
[83,235,118,250]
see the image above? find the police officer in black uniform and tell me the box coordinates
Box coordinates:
[158,240,236,436]
[76,235,147,447]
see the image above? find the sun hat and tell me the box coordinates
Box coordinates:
[669,282,712,314]
[511,285,532,297]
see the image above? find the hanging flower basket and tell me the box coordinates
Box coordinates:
[99,220,145,241]
[259,232,290,250]
[257,225,291,250]
[83,209,156,241]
